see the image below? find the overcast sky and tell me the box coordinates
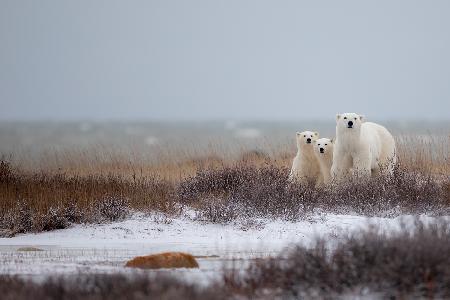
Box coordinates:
[1,0,449,121]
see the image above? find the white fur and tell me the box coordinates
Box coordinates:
[289,131,320,185]
[313,137,334,186]
[331,113,396,182]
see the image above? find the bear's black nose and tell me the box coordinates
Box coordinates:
[348,121,353,127]
[306,138,311,143]
[320,148,324,153]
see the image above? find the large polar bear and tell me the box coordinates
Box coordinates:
[289,131,321,185]
[313,137,334,186]
[331,113,396,182]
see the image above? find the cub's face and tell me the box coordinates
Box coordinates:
[336,113,364,131]
[296,131,319,148]
[314,138,333,155]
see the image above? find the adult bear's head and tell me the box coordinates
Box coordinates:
[336,113,365,133]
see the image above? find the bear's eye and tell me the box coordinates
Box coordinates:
[354,117,357,120]
[318,144,320,146]
[304,135,306,137]
[343,117,347,120]
[325,144,327,146]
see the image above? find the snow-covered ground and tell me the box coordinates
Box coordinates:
[0,213,443,284]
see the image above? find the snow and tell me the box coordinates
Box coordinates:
[0,213,444,283]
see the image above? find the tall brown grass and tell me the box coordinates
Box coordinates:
[396,134,450,175]
[0,135,449,234]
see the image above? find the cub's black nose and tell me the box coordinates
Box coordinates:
[348,121,353,127]
[319,148,324,153]
[306,138,311,143]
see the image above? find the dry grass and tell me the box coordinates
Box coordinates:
[396,134,450,175]
[8,138,295,181]
[0,135,449,234]
[0,160,176,233]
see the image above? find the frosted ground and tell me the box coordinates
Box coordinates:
[0,212,444,284]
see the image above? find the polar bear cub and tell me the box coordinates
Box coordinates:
[289,131,320,185]
[313,138,334,186]
[331,113,396,182]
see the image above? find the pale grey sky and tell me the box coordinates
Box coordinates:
[1,0,449,121]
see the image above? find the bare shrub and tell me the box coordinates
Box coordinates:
[62,202,84,223]
[225,220,450,298]
[94,195,130,222]
[34,206,70,232]
[179,165,325,222]
[324,165,447,216]
[2,199,33,234]
[0,274,228,300]
[177,166,254,204]
[194,196,242,224]
[179,164,448,223]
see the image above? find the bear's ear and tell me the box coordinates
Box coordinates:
[314,132,319,136]
[336,114,341,122]
[296,131,301,136]
[330,138,333,143]
[359,115,365,122]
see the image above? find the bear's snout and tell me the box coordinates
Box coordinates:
[347,121,353,128]
[319,148,324,153]
[306,138,311,143]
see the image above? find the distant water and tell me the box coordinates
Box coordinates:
[0,121,449,161]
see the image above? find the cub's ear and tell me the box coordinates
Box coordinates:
[296,131,301,136]
[359,115,365,122]
[336,114,341,122]
[314,132,319,137]
[330,138,333,143]
[313,140,317,144]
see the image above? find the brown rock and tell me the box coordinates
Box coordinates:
[125,252,199,269]
[17,247,44,251]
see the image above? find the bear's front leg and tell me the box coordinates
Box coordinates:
[315,174,324,188]
[352,153,372,179]
[330,153,351,184]
[322,171,331,185]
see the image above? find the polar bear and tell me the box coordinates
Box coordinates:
[289,131,321,185]
[331,113,396,182]
[313,138,334,186]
